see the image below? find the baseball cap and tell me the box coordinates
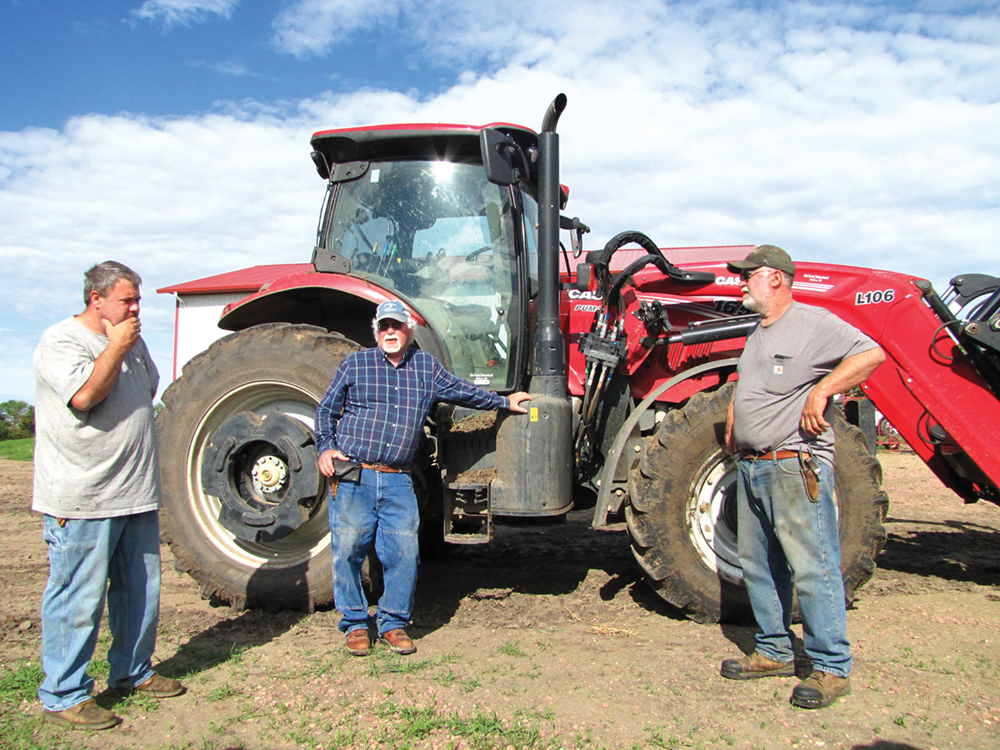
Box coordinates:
[726,245,796,276]
[375,300,408,323]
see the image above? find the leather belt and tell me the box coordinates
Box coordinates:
[362,463,410,474]
[741,449,798,461]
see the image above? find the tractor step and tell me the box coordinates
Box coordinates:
[444,482,494,544]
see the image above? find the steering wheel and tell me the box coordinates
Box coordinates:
[465,245,492,263]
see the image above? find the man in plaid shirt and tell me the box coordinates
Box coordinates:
[316,300,532,656]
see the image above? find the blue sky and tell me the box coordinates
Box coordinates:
[1,0,464,132]
[2,0,1000,403]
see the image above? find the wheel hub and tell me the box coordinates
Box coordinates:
[201,410,325,543]
[252,455,288,497]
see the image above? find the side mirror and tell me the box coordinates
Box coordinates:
[480,128,530,186]
[560,215,591,258]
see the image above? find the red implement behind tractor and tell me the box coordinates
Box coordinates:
[157,95,1000,622]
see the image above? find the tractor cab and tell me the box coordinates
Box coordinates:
[309,125,541,391]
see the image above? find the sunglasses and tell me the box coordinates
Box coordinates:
[740,267,771,282]
[378,319,405,331]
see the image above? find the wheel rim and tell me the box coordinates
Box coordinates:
[687,450,844,589]
[687,449,744,587]
[184,379,330,570]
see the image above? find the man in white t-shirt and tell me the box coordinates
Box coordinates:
[33,261,184,731]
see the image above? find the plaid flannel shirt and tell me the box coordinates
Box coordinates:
[315,346,510,468]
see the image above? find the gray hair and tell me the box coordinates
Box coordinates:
[371,311,416,339]
[773,269,794,289]
[83,261,142,305]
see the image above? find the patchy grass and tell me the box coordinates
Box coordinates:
[498,641,527,658]
[0,438,33,462]
[0,660,44,703]
[365,649,450,678]
[0,661,50,750]
[351,702,558,749]
[205,683,242,702]
[0,640,567,749]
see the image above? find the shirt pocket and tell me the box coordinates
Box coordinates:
[762,352,812,396]
[128,351,153,394]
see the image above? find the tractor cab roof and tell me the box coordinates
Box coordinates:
[309,122,538,180]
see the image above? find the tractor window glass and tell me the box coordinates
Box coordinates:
[326,160,519,390]
[519,189,539,293]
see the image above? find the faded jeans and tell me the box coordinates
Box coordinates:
[329,469,420,636]
[737,456,852,678]
[38,512,161,711]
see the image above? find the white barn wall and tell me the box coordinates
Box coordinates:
[170,292,248,381]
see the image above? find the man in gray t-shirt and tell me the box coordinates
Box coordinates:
[33,262,184,731]
[719,246,884,710]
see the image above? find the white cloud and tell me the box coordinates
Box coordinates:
[133,0,239,27]
[185,59,257,76]
[271,0,403,58]
[3,0,1000,402]
[0,109,321,402]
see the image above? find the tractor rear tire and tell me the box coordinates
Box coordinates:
[626,383,888,624]
[157,323,364,611]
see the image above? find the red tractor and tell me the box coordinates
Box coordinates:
[157,94,1000,622]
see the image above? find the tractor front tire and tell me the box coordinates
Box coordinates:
[157,324,363,611]
[626,383,888,623]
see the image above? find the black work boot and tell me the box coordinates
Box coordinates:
[790,670,851,708]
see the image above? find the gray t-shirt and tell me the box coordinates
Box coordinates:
[732,301,878,466]
[32,316,162,519]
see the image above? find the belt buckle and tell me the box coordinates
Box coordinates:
[369,463,404,474]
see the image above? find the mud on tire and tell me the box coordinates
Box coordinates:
[157,324,363,611]
[626,382,888,623]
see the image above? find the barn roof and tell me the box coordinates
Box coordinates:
[157,264,313,295]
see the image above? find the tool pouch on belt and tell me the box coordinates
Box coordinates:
[798,450,820,503]
[332,459,362,483]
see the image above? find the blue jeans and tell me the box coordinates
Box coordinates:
[39,511,162,711]
[328,469,420,636]
[737,456,851,678]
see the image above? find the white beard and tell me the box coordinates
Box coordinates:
[381,336,402,354]
[741,286,768,314]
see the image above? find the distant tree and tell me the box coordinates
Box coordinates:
[0,401,34,440]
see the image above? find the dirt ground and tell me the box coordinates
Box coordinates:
[3,450,1000,750]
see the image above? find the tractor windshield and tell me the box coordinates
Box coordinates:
[325,160,522,390]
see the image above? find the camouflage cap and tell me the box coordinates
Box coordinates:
[726,245,796,276]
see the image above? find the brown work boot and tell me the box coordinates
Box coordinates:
[720,651,795,680]
[43,699,121,730]
[346,628,371,657]
[134,673,185,698]
[790,670,852,708]
[380,628,417,655]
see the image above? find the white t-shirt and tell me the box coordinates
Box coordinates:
[32,317,162,518]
